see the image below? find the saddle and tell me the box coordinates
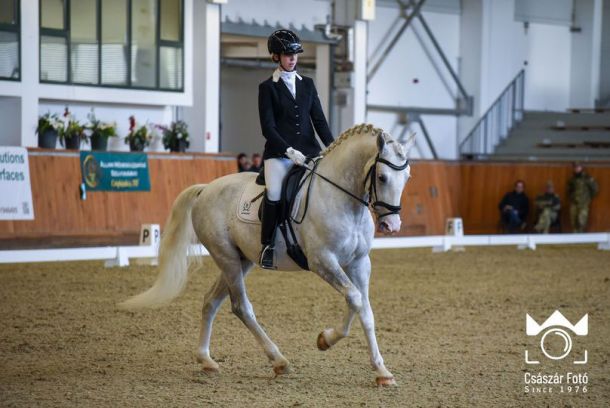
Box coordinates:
[237,162,318,270]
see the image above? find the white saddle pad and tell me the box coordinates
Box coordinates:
[236,179,306,224]
[237,181,265,224]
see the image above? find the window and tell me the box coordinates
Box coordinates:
[101,0,128,85]
[159,0,183,89]
[131,0,157,88]
[40,0,68,82]
[39,0,184,90]
[0,0,20,80]
[71,0,98,84]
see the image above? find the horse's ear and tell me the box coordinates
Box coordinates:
[376,133,386,153]
[402,132,416,153]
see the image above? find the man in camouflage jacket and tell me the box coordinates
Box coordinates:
[534,181,561,234]
[567,163,598,232]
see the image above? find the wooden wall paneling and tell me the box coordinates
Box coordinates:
[1,151,608,247]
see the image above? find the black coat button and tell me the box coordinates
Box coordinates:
[296,114,299,117]
[294,105,298,108]
[296,131,301,135]
[296,123,300,126]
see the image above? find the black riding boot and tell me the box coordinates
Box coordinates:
[260,195,280,269]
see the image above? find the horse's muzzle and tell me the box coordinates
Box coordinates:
[377,215,401,234]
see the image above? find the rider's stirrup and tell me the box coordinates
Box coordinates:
[259,245,276,269]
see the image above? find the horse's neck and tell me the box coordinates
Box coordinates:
[317,135,376,201]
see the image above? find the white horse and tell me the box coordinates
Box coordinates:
[120,124,415,386]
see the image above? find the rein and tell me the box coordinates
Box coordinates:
[299,153,409,220]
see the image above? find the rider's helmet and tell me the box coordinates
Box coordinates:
[267,29,304,56]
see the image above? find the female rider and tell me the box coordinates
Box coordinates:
[258,29,334,269]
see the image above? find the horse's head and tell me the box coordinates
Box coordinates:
[367,131,415,235]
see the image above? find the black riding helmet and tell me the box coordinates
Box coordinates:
[267,29,304,55]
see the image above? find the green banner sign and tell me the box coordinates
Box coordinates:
[80,151,151,192]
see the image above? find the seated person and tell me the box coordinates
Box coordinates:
[499,180,529,232]
[237,153,252,172]
[250,153,263,173]
[534,181,561,234]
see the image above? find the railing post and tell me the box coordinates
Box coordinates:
[520,71,525,119]
[510,80,517,123]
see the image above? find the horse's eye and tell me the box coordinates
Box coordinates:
[378,174,387,183]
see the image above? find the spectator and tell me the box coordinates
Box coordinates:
[499,180,529,233]
[534,181,561,234]
[237,153,251,172]
[251,153,263,173]
[567,163,598,232]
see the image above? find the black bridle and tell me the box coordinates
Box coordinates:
[300,153,409,219]
[364,154,410,218]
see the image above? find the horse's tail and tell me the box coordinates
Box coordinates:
[118,184,207,309]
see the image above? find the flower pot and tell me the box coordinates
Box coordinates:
[38,129,58,149]
[129,140,145,152]
[64,135,82,150]
[91,133,108,151]
[169,139,188,153]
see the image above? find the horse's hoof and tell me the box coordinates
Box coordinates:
[273,364,291,376]
[196,355,220,373]
[317,332,330,351]
[376,376,397,387]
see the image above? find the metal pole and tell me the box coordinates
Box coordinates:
[416,13,469,101]
[367,14,402,65]
[415,116,438,159]
[367,0,427,81]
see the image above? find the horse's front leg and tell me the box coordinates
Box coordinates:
[309,250,363,345]
[348,255,396,386]
[316,306,356,351]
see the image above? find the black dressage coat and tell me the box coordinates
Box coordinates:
[258,75,334,160]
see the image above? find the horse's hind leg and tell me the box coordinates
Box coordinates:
[215,253,290,375]
[196,275,229,372]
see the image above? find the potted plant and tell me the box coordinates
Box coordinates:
[60,107,85,150]
[125,115,153,152]
[158,120,190,152]
[36,112,64,148]
[86,110,117,151]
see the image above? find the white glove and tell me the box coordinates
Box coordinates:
[286,147,307,166]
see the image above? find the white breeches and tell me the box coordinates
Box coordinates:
[264,158,294,201]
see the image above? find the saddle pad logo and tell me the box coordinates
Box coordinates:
[241,201,252,215]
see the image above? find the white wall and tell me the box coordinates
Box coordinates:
[367,8,460,159]
[475,0,604,114]
[458,0,484,145]
[597,0,610,104]
[569,0,596,108]
[479,0,527,111]
[38,102,172,151]
[524,23,571,111]
[0,97,21,146]
[220,66,270,155]
[479,0,571,113]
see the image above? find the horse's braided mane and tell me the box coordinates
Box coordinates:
[322,123,386,155]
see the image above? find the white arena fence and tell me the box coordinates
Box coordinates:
[0,233,609,267]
